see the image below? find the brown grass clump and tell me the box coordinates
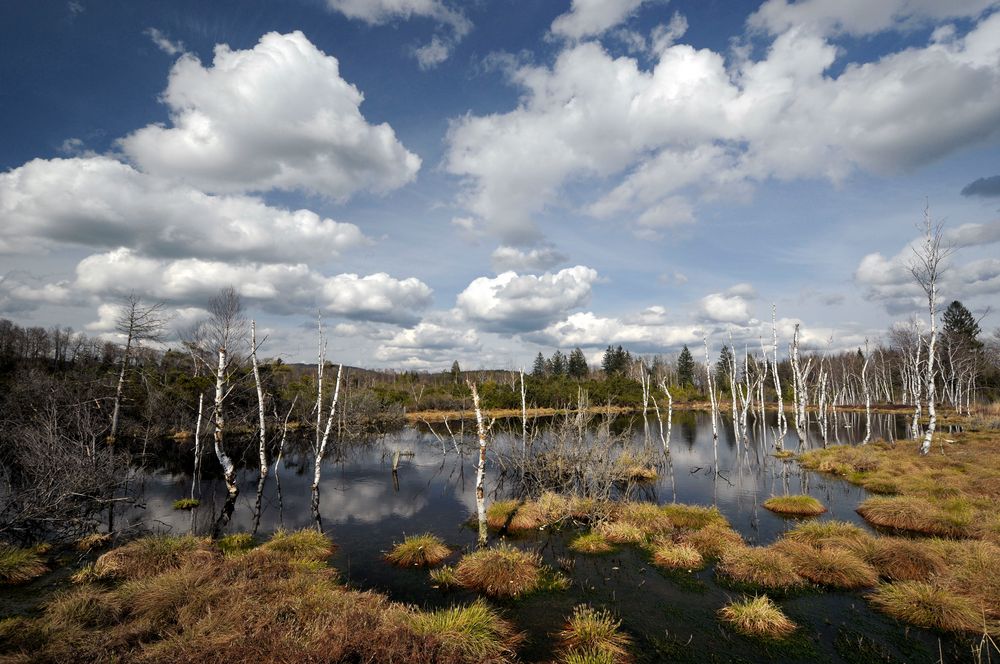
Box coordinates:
[45,586,121,630]
[718,595,796,639]
[386,533,451,567]
[651,542,704,571]
[258,528,336,561]
[569,532,615,555]
[93,535,218,581]
[454,544,543,598]
[856,496,972,537]
[763,495,827,516]
[868,581,984,633]
[594,521,647,545]
[660,504,729,530]
[3,534,527,664]
[717,547,804,591]
[678,524,745,559]
[773,540,878,589]
[486,500,520,530]
[850,536,948,582]
[932,539,1000,621]
[0,544,48,584]
[558,605,632,663]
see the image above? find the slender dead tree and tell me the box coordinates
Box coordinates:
[655,380,673,454]
[469,381,490,547]
[312,363,343,524]
[250,321,268,483]
[190,393,204,501]
[861,339,872,444]
[205,287,245,503]
[771,306,787,449]
[519,368,527,458]
[909,207,951,455]
[704,338,720,469]
[109,293,167,444]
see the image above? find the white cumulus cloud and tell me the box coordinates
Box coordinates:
[119,31,421,199]
[457,266,598,332]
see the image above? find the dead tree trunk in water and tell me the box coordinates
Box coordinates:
[704,339,719,470]
[469,381,490,547]
[251,321,268,483]
[109,294,166,444]
[190,393,203,501]
[771,306,787,449]
[861,339,872,444]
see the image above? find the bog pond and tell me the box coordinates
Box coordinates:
[7,411,979,662]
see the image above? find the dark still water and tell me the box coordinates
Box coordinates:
[123,411,967,663]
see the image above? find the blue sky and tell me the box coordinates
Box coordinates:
[1,0,999,369]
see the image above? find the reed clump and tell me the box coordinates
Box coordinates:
[0,544,48,584]
[557,605,632,663]
[762,495,826,517]
[717,547,804,591]
[217,533,256,557]
[386,533,451,567]
[454,544,543,598]
[594,521,646,545]
[718,595,796,639]
[613,502,673,536]
[75,533,112,552]
[650,542,704,571]
[847,536,947,582]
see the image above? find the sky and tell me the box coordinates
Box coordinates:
[1,0,999,370]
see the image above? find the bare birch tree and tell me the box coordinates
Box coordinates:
[204,287,245,502]
[909,207,950,455]
[469,381,490,547]
[109,293,167,444]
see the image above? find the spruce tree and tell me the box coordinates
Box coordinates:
[531,352,546,377]
[677,345,695,386]
[568,347,589,378]
[550,350,567,376]
[942,300,982,348]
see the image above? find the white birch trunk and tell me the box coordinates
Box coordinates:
[469,381,489,547]
[213,346,237,497]
[251,320,268,482]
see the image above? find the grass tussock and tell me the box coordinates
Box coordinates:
[216,533,256,557]
[408,599,523,661]
[4,531,526,664]
[868,581,985,633]
[258,528,335,561]
[678,524,745,559]
[773,540,878,589]
[660,504,729,530]
[718,595,796,639]
[651,542,704,571]
[856,496,973,537]
[799,433,1000,541]
[386,533,451,567]
[848,536,947,582]
[612,502,673,536]
[430,565,459,589]
[717,547,804,591]
[75,533,112,552]
[171,498,200,510]
[486,493,572,532]
[557,605,632,664]
[454,544,543,598]
[783,520,872,548]
[0,544,48,584]
[93,535,216,580]
[569,532,615,555]
[763,495,827,516]
[594,521,646,545]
